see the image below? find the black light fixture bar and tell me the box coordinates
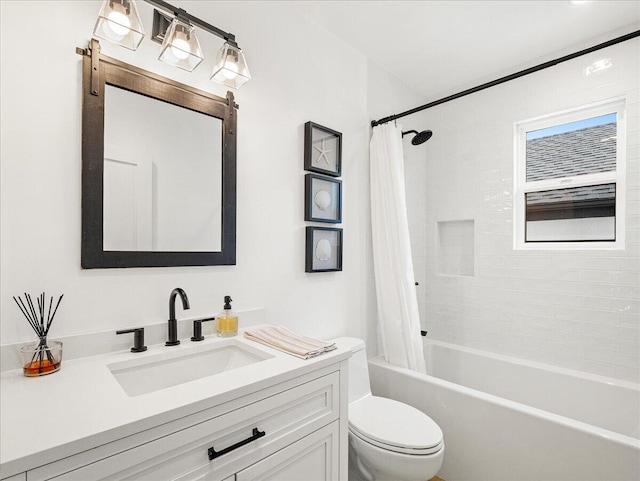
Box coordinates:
[371,29,640,128]
[143,0,237,45]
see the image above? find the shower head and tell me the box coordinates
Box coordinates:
[402,129,433,145]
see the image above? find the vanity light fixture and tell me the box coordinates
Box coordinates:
[158,17,204,72]
[92,0,251,87]
[93,0,145,50]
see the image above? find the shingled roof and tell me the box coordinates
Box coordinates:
[526,122,616,207]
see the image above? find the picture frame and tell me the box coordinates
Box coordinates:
[305,227,343,272]
[304,121,342,177]
[305,174,342,223]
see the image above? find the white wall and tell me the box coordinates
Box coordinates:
[0,1,372,344]
[417,38,640,382]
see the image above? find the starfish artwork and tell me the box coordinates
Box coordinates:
[313,138,332,165]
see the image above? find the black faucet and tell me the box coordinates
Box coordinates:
[166,288,190,346]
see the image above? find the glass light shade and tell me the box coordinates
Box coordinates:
[158,19,204,72]
[210,43,251,89]
[93,0,145,50]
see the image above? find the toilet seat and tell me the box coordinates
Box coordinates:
[349,396,443,455]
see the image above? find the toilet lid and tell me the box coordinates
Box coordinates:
[349,396,443,454]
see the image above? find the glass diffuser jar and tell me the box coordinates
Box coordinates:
[21,340,63,377]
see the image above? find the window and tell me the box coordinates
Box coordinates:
[514,99,626,249]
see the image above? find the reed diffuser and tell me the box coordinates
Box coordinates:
[13,292,64,376]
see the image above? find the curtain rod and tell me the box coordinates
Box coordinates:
[371,29,640,128]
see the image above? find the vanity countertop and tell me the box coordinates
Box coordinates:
[0,327,350,478]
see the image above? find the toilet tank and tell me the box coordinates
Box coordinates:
[334,337,372,403]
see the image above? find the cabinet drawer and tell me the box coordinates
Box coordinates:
[177,422,340,481]
[43,372,339,481]
[235,421,339,481]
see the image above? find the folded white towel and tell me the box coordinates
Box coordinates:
[244,326,336,359]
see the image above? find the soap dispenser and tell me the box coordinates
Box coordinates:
[217,295,238,337]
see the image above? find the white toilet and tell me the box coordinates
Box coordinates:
[337,337,444,481]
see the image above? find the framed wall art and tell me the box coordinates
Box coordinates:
[305,226,343,272]
[305,174,342,223]
[304,121,342,177]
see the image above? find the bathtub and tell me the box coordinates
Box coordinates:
[368,339,640,481]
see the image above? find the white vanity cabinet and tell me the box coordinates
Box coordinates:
[15,364,347,481]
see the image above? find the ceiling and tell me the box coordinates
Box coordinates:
[294,1,640,102]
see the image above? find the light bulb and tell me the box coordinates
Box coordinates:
[170,37,191,60]
[210,43,250,87]
[222,61,239,80]
[106,10,131,37]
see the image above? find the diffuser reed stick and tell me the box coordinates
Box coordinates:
[13,292,64,376]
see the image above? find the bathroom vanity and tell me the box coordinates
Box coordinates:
[0,330,350,480]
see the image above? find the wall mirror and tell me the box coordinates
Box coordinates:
[80,40,237,268]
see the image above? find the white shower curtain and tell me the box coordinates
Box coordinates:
[370,123,426,373]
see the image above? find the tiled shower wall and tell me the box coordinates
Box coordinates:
[410,37,639,383]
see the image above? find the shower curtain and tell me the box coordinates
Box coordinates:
[370,123,426,373]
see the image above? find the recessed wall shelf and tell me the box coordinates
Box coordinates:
[437,220,475,277]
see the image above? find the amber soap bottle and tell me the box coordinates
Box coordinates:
[217,295,238,337]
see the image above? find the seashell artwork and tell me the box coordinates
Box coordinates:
[314,190,332,211]
[315,239,332,261]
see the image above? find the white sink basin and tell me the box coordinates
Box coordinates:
[108,340,273,397]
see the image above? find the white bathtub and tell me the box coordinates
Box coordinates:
[368,339,640,481]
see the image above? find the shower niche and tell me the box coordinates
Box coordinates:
[437,219,475,277]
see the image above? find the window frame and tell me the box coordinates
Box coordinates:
[513,98,626,250]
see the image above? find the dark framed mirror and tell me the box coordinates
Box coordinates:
[80,39,236,268]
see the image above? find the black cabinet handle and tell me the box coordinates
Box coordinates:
[208,428,266,460]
